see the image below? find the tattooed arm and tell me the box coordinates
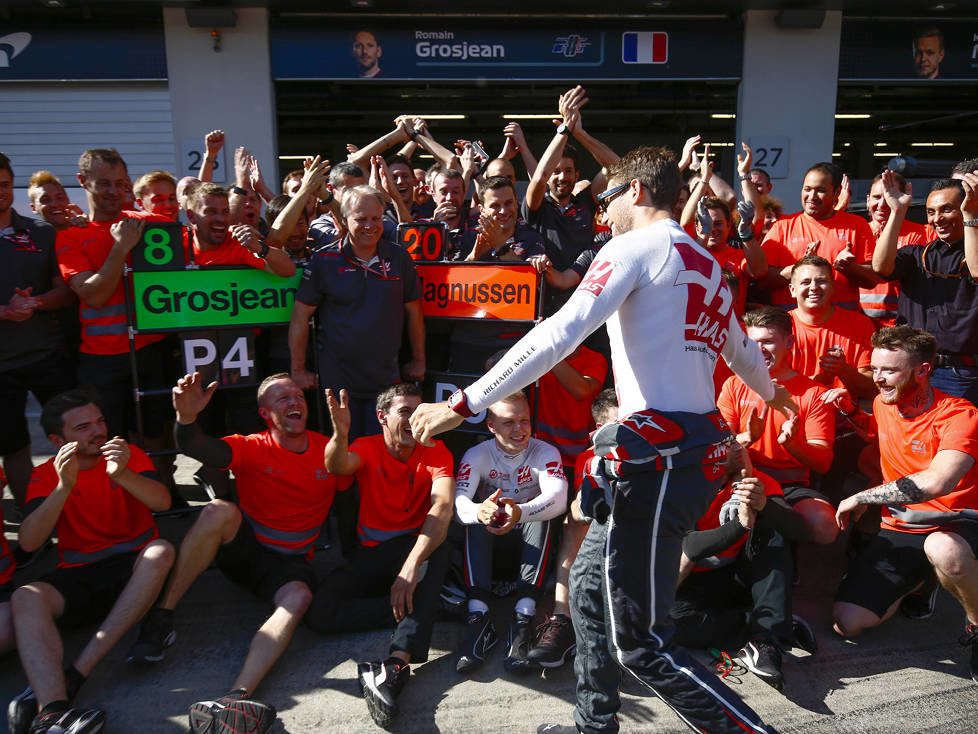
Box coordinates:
[835,449,976,530]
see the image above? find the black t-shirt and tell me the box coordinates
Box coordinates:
[296,238,420,395]
[0,210,65,371]
[889,239,978,354]
[521,188,596,271]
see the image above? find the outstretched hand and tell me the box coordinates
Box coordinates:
[172,372,218,424]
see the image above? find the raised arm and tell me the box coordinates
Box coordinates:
[961,171,978,279]
[172,372,234,468]
[266,156,330,248]
[348,118,413,170]
[872,169,913,277]
[323,388,365,476]
[502,122,538,178]
[561,86,619,195]
[199,129,224,183]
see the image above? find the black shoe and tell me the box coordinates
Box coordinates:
[900,574,939,620]
[738,638,785,693]
[959,623,978,685]
[8,685,37,734]
[188,690,276,734]
[29,707,105,734]
[438,582,468,622]
[358,658,409,729]
[503,611,535,673]
[126,608,176,663]
[527,613,576,668]
[791,614,818,655]
[456,611,498,674]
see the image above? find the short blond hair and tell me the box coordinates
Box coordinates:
[487,392,529,421]
[27,170,65,204]
[133,170,176,198]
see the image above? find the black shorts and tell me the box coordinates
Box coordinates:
[76,337,175,440]
[216,519,317,604]
[0,352,74,455]
[836,521,978,617]
[781,483,831,506]
[0,582,13,604]
[40,551,139,628]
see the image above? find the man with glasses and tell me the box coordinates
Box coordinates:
[411,145,794,734]
[872,172,978,405]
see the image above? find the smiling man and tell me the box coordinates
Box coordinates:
[913,26,945,79]
[453,391,568,675]
[832,326,978,684]
[872,175,978,405]
[307,383,454,730]
[128,372,350,734]
[760,162,877,311]
[352,30,382,78]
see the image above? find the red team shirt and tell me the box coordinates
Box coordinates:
[56,213,169,355]
[0,467,13,584]
[183,230,267,269]
[26,445,159,568]
[350,435,454,547]
[718,373,835,484]
[875,391,978,534]
[535,346,608,475]
[692,469,783,572]
[762,210,875,311]
[790,308,875,390]
[222,430,349,558]
[860,219,929,327]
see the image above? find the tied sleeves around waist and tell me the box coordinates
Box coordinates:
[579,409,732,523]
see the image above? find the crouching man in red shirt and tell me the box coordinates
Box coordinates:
[9,389,173,734]
[128,372,349,734]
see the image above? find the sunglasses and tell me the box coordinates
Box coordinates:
[596,182,630,213]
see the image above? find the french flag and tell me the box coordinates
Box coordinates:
[621,32,668,64]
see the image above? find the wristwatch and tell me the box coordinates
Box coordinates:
[448,388,474,418]
[320,189,334,205]
[556,123,570,137]
[964,219,978,228]
[739,174,751,181]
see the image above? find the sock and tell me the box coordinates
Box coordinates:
[515,597,536,617]
[385,656,408,673]
[64,665,87,701]
[467,599,489,616]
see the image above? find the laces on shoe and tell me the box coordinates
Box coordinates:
[709,649,746,681]
[534,616,569,647]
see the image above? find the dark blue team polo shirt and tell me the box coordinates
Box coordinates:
[296,237,420,395]
[889,239,978,355]
[520,188,596,271]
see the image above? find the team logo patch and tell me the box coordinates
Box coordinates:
[545,461,565,479]
[517,465,532,485]
[457,463,471,481]
[673,241,733,355]
[579,260,613,298]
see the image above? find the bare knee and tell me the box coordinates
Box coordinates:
[197,499,241,538]
[273,581,313,616]
[798,499,839,545]
[833,601,880,638]
[11,584,60,621]
[925,532,975,579]
[138,539,176,573]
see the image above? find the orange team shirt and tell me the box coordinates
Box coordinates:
[692,469,783,572]
[25,445,159,568]
[222,430,350,558]
[0,467,13,584]
[717,373,835,484]
[859,219,929,327]
[535,346,608,473]
[761,210,874,311]
[56,213,169,355]
[790,308,874,390]
[875,390,978,534]
[350,434,453,547]
[182,230,266,269]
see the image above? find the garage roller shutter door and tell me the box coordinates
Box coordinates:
[0,82,176,184]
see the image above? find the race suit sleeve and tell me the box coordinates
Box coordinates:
[454,444,488,525]
[521,445,568,522]
[462,250,642,414]
[720,314,775,403]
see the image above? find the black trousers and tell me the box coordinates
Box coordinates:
[672,522,795,652]
[306,534,448,663]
